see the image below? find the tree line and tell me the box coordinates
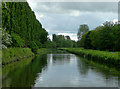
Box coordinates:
[2,2,48,47]
[52,34,77,48]
[2,2,120,52]
[77,22,120,51]
[41,21,120,52]
[2,2,48,54]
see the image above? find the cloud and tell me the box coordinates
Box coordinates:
[27,1,118,41]
[28,2,118,14]
[27,0,119,2]
[113,19,118,23]
[70,10,81,17]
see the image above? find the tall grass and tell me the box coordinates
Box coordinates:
[37,48,49,55]
[2,48,34,65]
[60,48,120,68]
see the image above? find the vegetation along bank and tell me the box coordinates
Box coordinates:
[60,48,120,68]
[2,48,34,65]
[2,2,50,66]
[2,48,49,66]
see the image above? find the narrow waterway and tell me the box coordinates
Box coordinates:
[2,50,120,87]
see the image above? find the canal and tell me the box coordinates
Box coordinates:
[2,50,120,87]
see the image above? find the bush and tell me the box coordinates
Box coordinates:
[2,47,34,65]
[11,33,24,47]
[36,41,42,48]
[29,41,38,54]
[60,48,120,68]
[1,28,12,49]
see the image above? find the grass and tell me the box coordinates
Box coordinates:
[2,48,49,66]
[59,48,120,68]
[37,48,49,55]
[2,47,34,65]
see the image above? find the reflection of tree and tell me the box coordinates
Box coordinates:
[52,54,71,65]
[77,56,89,76]
[2,54,47,87]
[118,76,120,89]
[50,50,69,54]
[77,56,120,81]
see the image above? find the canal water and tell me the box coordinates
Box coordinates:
[2,50,120,87]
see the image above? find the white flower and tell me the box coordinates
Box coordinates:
[1,28,12,49]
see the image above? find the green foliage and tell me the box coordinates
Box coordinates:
[52,34,76,48]
[35,41,42,48]
[2,2,48,48]
[2,48,34,65]
[77,21,120,51]
[89,30,100,49]
[77,24,89,40]
[37,48,49,55]
[2,52,47,87]
[98,22,116,50]
[11,33,24,47]
[77,33,86,48]
[29,41,38,54]
[61,48,120,68]
[72,41,77,48]
[43,38,57,48]
[84,31,92,49]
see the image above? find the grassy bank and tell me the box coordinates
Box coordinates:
[2,48,49,66]
[37,48,49,55]
[2,48,49,82]
[2,48,34,65]
[60,48,120,68]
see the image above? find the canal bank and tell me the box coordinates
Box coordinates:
[59,48,120,69]
[2,48,49,66]
[2,50,120,87]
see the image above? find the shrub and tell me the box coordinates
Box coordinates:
[11,33,24,47]
[2,47,34,65]
[60,48,120,68]
[1,28,12,49]
[29,41,38,54]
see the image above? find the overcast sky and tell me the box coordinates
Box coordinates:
[27,1,118,41]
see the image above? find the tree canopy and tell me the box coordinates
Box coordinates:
[77,24,89,40]
[77,21,120,51]
[2,2,48,49]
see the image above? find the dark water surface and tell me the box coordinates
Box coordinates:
[2,50,120,87]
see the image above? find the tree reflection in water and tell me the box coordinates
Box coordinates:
[2,54,47,87]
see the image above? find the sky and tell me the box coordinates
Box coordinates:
[27,0,118,41]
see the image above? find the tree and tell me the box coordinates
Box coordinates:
[77,24,89,40]
[65,36,70,40]
[52,34,57,42]
[98,22,115,50]
[77,21,119,51]
[2,2,48,48]
[29,41,38,55]
[11,33,24,47]
[52,34,74,48]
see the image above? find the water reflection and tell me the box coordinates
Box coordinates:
[34,52,120,87]
[77,56,120,77]
[77,58,89,76]
[2,54,47,87]
[48,54,71,65]
[2,50,120,87]
[76,56,120,87]
[34,54,80,87]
